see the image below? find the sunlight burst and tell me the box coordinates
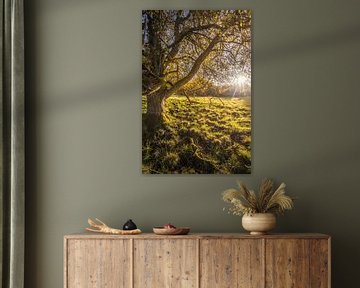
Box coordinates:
[236,74,248,86]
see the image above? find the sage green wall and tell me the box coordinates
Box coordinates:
[25,0,360,287]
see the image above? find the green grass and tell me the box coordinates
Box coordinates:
[142,95,251,174]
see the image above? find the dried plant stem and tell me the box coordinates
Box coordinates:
[222,179,294,216]
[86,218,142,235]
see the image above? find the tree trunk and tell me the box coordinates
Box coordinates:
[144,91,166,132]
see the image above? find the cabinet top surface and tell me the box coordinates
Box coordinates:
[64,232,330,240]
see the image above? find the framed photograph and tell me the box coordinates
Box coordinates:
[142,10,252,174]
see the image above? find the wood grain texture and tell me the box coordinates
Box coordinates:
[64,239,68,288]
[310,239,329,288]
[66,239,131,288]
[265,239,310,288]
[64,234,331,288]
[200,239,264,288]
[133,239,197,288]
[65,233,330,240]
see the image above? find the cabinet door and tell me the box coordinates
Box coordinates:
[66,239,131,288]
[309,239,330,288]
[200,239,264,288]
[266,239,310,288]
[134,239,198,288]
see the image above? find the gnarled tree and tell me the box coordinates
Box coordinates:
[142,10,251,128]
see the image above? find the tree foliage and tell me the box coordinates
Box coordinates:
[142,10,252,103]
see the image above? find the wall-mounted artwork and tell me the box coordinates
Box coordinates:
[142,10,252,174]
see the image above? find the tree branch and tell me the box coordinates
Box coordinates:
[169,24,221,49]
[165,23,222,68]
[165,35,221,97]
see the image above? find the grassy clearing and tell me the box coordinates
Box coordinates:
[142,95,251,174]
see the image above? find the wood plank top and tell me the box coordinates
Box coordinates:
[64,232,330,240]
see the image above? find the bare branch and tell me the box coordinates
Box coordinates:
[86,218,142,235]
[166,35,221,97]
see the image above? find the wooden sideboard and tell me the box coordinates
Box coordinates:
[64,233,330,288]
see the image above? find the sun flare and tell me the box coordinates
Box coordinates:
[236,75,248,86]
